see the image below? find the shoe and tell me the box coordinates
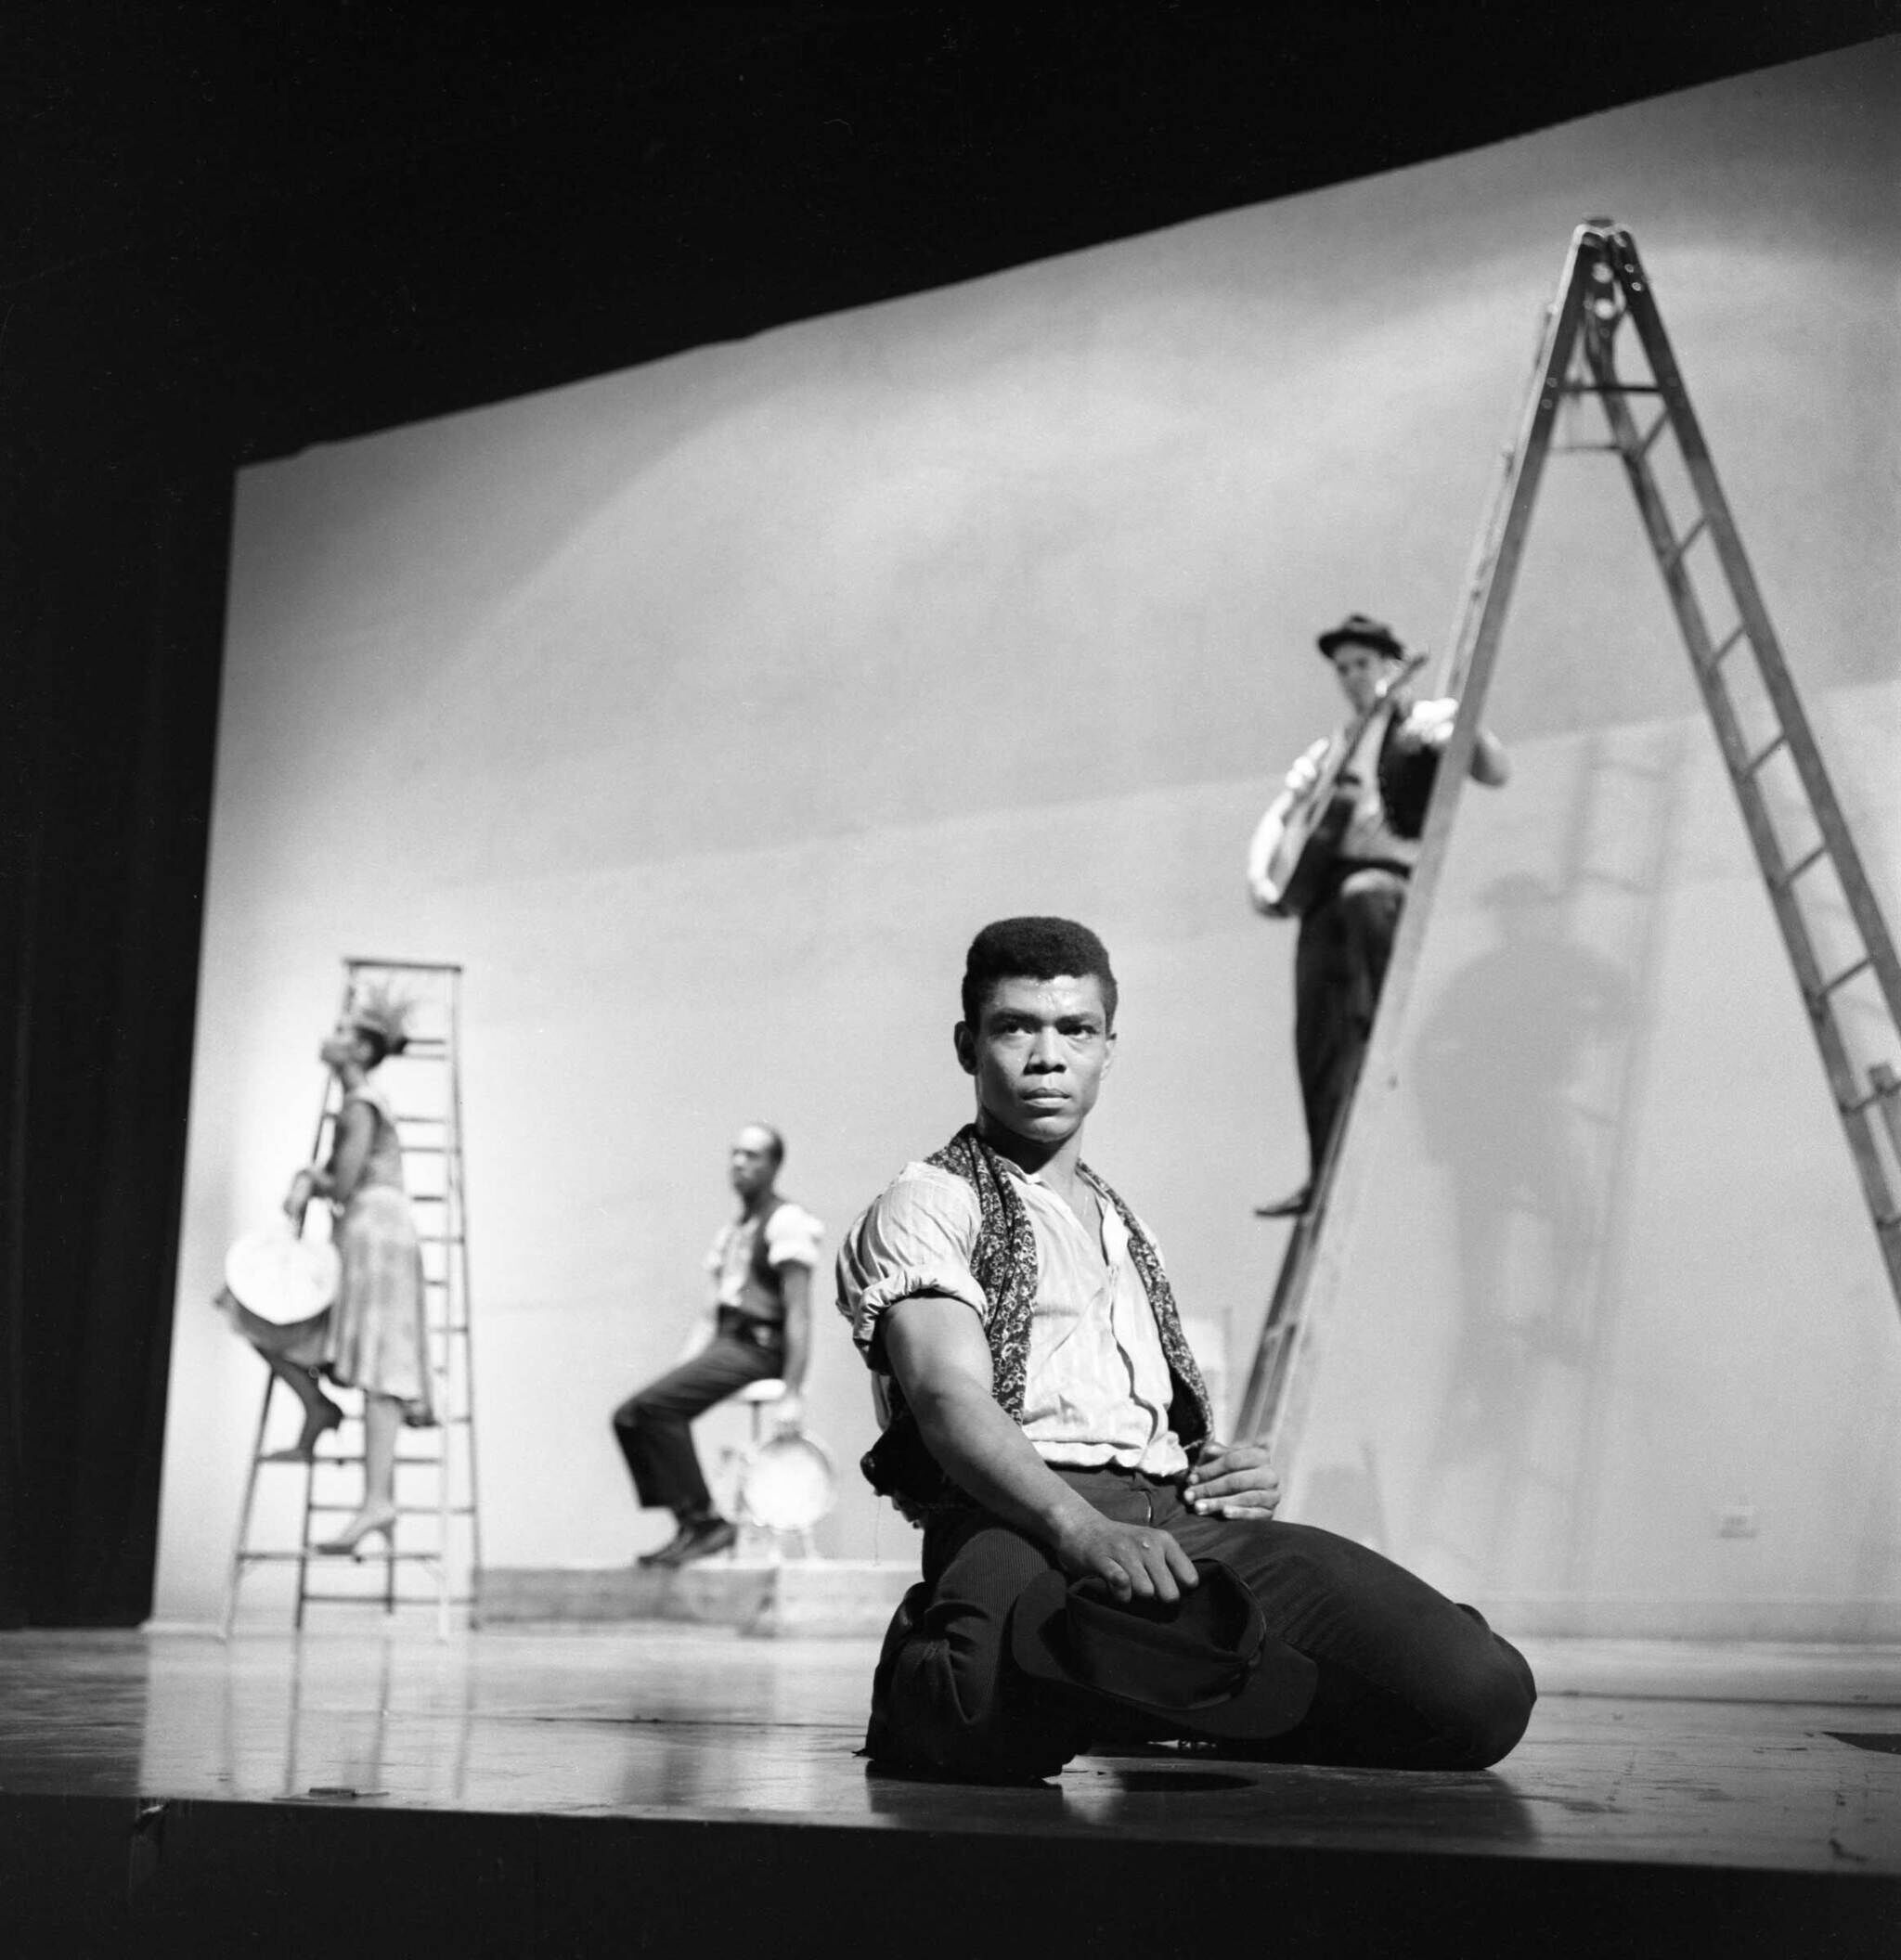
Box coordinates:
[663,1517,738,1567]
[636,1522,701,1568]
[315,1502,397,1557]
[262,1401,344,1463]
[1253,1184,1312,1219]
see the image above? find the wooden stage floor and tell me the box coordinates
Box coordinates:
[3,1622,1898,1955]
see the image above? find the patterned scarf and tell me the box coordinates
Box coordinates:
[860,1124,1213,1521]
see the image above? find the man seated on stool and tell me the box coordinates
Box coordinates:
[834,916,1534,1781]
[614,1125,822,1567]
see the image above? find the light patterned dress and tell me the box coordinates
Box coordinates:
[318,1079,436,1425]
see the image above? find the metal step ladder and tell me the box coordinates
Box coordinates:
[1239,220,1901,1465]
[221,958,483,1637]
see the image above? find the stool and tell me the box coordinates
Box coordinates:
[715,1380,788,1558]
[736,1375,788,1443]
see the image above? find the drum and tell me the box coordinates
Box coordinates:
[737,1429,837,1533]
[224,1219,340,1326]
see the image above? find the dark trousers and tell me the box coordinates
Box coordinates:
[612,1311,782,1522]
[868,1465,1535,1781]
[1294,863,1407,1175]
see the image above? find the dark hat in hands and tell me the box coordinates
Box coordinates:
[1009,1558,1317,1741]
[1316,612,1406,662]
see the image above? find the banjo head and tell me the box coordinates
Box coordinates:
[739,1431,836,1532]
[224,1219,340,1325]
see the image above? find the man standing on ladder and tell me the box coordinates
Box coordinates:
[1248,613,1511,1218]
[613,1125,823,1567]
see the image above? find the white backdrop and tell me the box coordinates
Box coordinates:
[155,42,1901,1633]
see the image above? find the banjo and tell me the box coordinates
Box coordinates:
[1256,650,1428,918]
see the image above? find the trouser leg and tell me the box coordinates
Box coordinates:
[1294,905,1351,1172]
[1337,867,1405,1025]
[866,1479,1159,1781]
[611,1334,778,1520]
[1159,1492,1535,1769]
[1295,869,1406,1174]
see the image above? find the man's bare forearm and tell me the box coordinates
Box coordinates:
[909,1378,1094,1547]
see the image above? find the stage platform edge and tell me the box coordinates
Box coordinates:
[474,1556,915,1634]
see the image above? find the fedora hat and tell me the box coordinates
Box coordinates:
[1009,1558,1316,1742]
[1316,612,1405,662]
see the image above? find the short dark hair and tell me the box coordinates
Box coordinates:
[961,917,1119,1030]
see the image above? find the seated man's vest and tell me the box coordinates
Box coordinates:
[861,1127,1212,1522]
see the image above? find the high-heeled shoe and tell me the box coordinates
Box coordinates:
[315,1502,397,1556]
[262,1401,344,1464]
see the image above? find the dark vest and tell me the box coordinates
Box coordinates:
[731,1196,791,1322]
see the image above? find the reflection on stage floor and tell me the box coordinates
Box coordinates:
[0,1622,1894,1860]
[2,1623,1897,1954]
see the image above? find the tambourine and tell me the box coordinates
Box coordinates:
[737,1429,837,1533]
[224,1218,340,1326]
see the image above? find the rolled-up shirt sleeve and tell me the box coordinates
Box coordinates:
[763,1202,824,1270]
[834,1165,988,1367]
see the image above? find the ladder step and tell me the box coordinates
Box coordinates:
[1843,1077,1901,1117]
[1742,733,1788,777]
[1815,955,1873,999]
[1662,515,1708,568]
[1635,408,1671,458]
[1703,624,1746,668]
[1774,844,1829,890]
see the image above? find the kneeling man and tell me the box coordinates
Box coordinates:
[835,916,1534,1781]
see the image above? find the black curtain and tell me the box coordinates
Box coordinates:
[0,258,232,1626]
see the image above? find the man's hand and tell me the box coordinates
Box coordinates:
[1050,1507,1199,1605]
[1185,1439,1282,1520]
[282,1170,315,1222]
[1248,875,1287,920]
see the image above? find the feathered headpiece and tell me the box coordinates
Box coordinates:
[346,978,415,1055]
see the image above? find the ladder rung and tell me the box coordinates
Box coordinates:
[1635,408,1671,457]
[1703,625,1747,669]
[1816,955,1872,999]
[1742,733,1788,776]
[1774,844,1829,890]
[1558,380,1662,397]
[1843,1078,1901,1117]
[1662,515,1708,568]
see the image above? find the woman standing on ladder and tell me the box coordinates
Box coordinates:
[218,982,436,1553]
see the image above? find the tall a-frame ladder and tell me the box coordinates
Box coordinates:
[1239,220,1901,1464]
